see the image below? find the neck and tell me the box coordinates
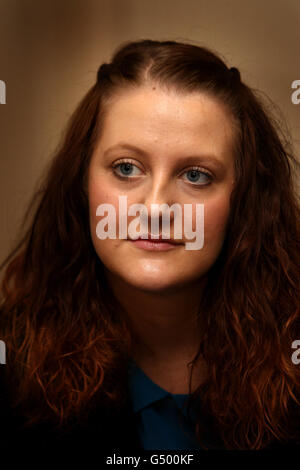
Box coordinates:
[105,271,207,364]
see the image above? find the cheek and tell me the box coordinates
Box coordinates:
[87,177,138,263]
[185,194,231,276]
[203,195,231,244]
[88,176,119,226]
[89,176,113,209]
[88,176,119,254]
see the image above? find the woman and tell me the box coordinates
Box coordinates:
[0,39,300,453]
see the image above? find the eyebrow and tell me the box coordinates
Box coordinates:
[102,142,226,171]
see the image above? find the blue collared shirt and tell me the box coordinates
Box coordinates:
[127,359,202,450]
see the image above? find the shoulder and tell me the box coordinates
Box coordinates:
[0,373,142,456]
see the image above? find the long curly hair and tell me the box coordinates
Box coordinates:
[1,39,300,449]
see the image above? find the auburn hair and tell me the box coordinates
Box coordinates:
[1,39,300,449]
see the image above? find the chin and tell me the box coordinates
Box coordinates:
[135,280,180,293]
[114,267,200,294]
[122,272,177,291]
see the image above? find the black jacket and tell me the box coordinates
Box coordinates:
[0,370,299,462]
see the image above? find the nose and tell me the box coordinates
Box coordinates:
[141,172,179,233]
[144,171,173,208]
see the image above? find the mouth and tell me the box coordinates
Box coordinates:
[128,234,184,251]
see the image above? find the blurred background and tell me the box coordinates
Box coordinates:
[0,0,299,262]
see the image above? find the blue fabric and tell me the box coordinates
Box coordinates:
[127,359,202,450]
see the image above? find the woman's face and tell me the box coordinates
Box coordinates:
[88,85,236,292]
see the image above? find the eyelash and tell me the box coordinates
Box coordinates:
[112,159,213,187]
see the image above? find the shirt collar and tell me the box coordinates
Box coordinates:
[127,359,200,424]
[127,359,170,413]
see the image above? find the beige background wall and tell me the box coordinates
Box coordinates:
[0,0,299,263]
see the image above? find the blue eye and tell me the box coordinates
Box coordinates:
[183,168,212,186]
[112,161,212,187]
[113,161,142,178]
[119,162,134,176]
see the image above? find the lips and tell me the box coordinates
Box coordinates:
[128,233,184,245]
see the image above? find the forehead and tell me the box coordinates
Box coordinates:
[97,85,236,162]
